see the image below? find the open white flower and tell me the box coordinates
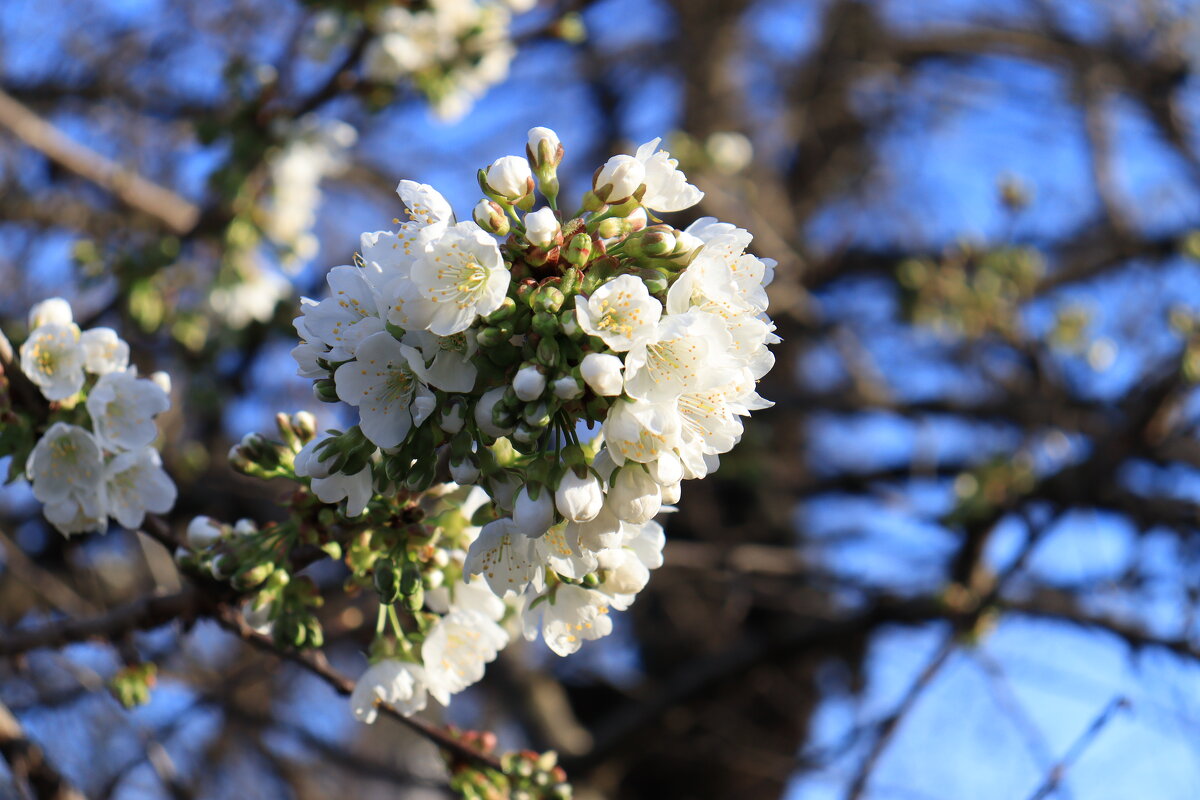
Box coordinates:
[409,222,508,335]
[79,328,129,375]
[422,609,509,705]
[334,331,436,449]
[26,423,105,527]
[103,447,176,530]
[464,517,540,597]
[351,659,428,722]
[303,265,385,361]
[634,137,704,212]
[622,310,734,402]
[523,584,613,657]
[575,275,661,352]
[602,397,681,465]
[86,372,170,452]
[20,323,84,401]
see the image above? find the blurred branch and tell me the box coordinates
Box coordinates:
[0,88,199,234]
[0,701,86,800]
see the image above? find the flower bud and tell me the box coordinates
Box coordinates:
[513,364,547,402]
[593,155,645,203]
[512,421,540,444]
[647,451,683,486]
[555,469,604,522]
[598,547,650,595]
[527,126,563,170]
[523,401,552,427]
[450,455,480,484]
[439,399,467,434]
[473,199,510,236]
[513,485,554,537]
[565,232,593,267]
[580,353,624,396]
[670,230,704,263]
[525,207,560,249]
[553,375,583,400]
[485,296,517,324]
[532,311,559,337]
[29,297,73,330]
[150,371,172,395]
[484,155,534,203]
[314,378,338,402]
[609,464,662,523]
[187,516,224,549]
[488,471,522,510]
[532,285,565,314]
[475,386,514,438]
[632,227,676,258]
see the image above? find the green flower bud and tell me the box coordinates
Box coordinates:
[314,378,338,403]
[532,311,559,337]
[565,233,593,268]
[485,296,517,324]
[532,285,565,314]
[374,562,401,604]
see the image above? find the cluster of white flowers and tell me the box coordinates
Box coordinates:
[18,299,176,535]
[292,126,776,719]
[263,116,358,268]
[363,0,534,120]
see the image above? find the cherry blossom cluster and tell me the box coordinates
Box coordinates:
[16,299,176,535]
[362,0,537,121]
[292,126,776,718]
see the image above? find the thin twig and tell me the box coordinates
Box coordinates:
[1024,696,1130,800]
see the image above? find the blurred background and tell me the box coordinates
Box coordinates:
[4,0,1200,797]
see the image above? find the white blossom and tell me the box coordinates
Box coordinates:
[351,660,428,722]
[26,423,105,535]
[523,584,613,657]
[103,447,176,530]
[634,137,703,212]
[409,222,508,335]
[464,517,540,596]
[79,328,129,375]
[334,332,436,449]
[422,609,508,705]
[20,323,84,401]
[575,275,661,352]
[86,372,170,452]
[187,516,224,549]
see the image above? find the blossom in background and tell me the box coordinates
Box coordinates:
[16,300,177,537]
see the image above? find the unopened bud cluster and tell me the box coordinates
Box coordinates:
[292,127,777,719]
